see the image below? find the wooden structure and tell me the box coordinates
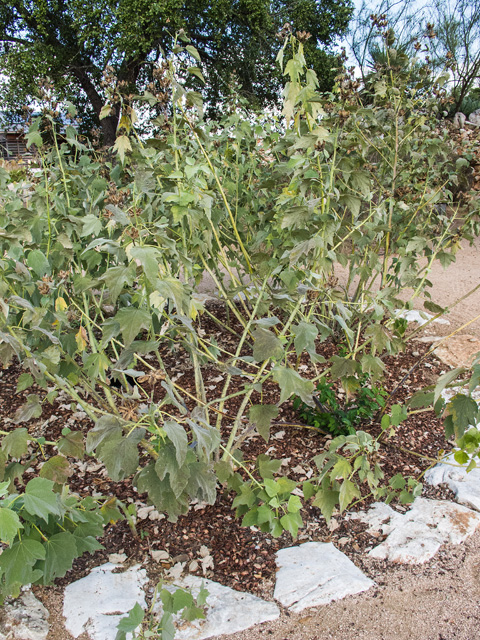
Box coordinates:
[0,129,28,159]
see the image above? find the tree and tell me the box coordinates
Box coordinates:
[348,0,424,83]
[0,0,353,145]
[347,0,480,116]
[427,0,480,114]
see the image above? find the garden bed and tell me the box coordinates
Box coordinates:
[0,312,456,600]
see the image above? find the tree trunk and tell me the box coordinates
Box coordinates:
[70,66,119,147]
[100,112,120,147]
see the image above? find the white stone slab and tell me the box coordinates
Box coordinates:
[353,498,480,564]
[0,591,49,640]
[273,541,374,613]
[63,563,147,640]
[155,576,280,640]
[395,309,450,326]
[425,453,480,512]
[349,501,395,532]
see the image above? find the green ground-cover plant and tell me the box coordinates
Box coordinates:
[293,374,387,435]
[116,583,208,640]
[0,28,479,587]
[0,478,121,603]
[0,408,126,602]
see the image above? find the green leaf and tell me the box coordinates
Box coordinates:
[186,45,201,62]
[424,301,445,315]
[26,131,43,149]
[116,602,145,640]
[98,429,144,481]
[0,538,45,592]
[160,612,176,640]
[331,457,352,479]
[280,510,303,538]
[256,504,274,526]
[339,479,360,512]
[187,419,220,456]
[434,367,465,405]
[364,324,391,352]
[83,353,111,380]
[2,428,29,458]
[101,265,136,305]
[163,421,188,467]
[272,366,314,406]
[155,445,191,498]
[312,487,339,522]
[252,327,283,362]
[27,250,50,278]
[214,460,234,484]
[134,463,188,519]
[128,246,162,284]
[293,322,318,357]
[173,588,194,612]
[150,277,188,315]
[408,391,435,410]
[13,395,42,424]
[360,354,385,381]
[264,478,279,497]
[16,373,34,393]
[188,461,217,505]
[0,507,22,545]
[23,477,62,521]
[389,473,406,489]
[187,66,205,83]
[454,450,469,465]
[73,530,104,554]
[39,455,72,484]
[256,454,282,479]
[113,307,151,346]
[86,415,125,453]
[40,532,79,584]
[330,356,361,381]
[469,365,480,395]
[339,194,361,217]
[390,404,408,426]
[249,405,279,442]
[448,394,479,438]
[0,452,6,482]
[57,431,85,458]
[287,495,302,513]
[303,481,315,501]
[80,214,102,237]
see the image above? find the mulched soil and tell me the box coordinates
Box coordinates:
[0,301,458,602]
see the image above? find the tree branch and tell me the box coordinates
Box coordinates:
[0,35,33,46]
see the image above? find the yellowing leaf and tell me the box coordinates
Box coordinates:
[99,104,113,120]
[117,114,131,133]
[55,297,68,312]
[113,134,132,163]
[75,326,88,351]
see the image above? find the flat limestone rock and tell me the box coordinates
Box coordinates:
[353,498,480,564]
[273,541,374,613]
[0,591,49,640]
[155,576,280,640]
[63,563,147,640]
[426,453,480,512]
[395,309,450,327]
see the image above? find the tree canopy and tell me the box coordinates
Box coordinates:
[348,0,480,115]
[0,0,353,144]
